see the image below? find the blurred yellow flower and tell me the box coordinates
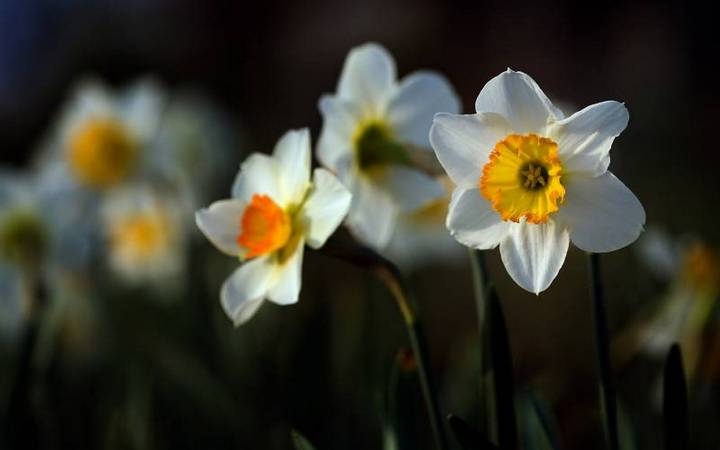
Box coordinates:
[68,117,138,189]
[101,185,187,288]
[38,77,165,191]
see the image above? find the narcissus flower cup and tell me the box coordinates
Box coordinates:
[196,129,351,325]
[430,69,645,294]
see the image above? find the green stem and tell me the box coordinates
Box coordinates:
[376,268,448,450]
[469,249,489,333]
[587,253,619,450]
[6,271,48,449]
[468,249,491,436]
[321,234,448,450]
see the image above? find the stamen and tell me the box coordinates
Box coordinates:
[479,134,565,224]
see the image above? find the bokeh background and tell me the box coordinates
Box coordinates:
[1,0,718,449]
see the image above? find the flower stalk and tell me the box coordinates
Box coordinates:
[324,235,448,450]
[375,265,448,450]
[587,253,619,450]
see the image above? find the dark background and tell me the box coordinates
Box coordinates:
[1,0,718,448]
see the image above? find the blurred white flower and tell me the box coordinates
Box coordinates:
[32,77,170,272]
[36,76,166,191]
[383,175,463,271]
[431,69,645,294]
[0,170,47,338]
[633,229,719,368]
[101,184,188,289]
[155,92,240,207]
[196,129,351,325]
[317,43,460,250]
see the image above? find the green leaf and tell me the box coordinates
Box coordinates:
[291,430,317,450]
[618,401,638,450]
[518,390,559,450]
[663,344,689,450]
[486,286,518,450]
[447,414,499,450]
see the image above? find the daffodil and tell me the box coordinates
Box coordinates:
[630,229,719,370]
[317,43,460,250]
[431,69,645,293]
[383,175,463,271]
[155,92,238,207]
[196,129,352,325]
[0,170,48,339]
[101,185,188,288]
[37,77,165,191]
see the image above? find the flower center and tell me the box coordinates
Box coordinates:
[0,210,47,267]
[68,118,137,188]
[110,211,169,258]
[479,134,565,224]
[237,194,292,259]
[354,121,410,171]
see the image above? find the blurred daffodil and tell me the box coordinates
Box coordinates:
[383,175,463,271]
[101,184,188,289]
[626,229,720,374]
[37,77,165,191]
[318,43,460,250]
[0,173,46,270]
[155,92,239,207]
[196,129,351,325]
[431,69,645,294]
[0,170,48,338]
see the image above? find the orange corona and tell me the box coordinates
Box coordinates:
[68,118,137,188]
[480,134,565,224]
[237,194,292,259]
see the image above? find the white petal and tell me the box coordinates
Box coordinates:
[273,128,312,203]
[555,172,645,253]
[58,79,115,144]
[337,43,396,115]
[550,101,629,176]
[446,188,509,249]
[231,153,281,203]
[302,168,352,249]
[120,77,166,143]
[636,228,681,279]
[474,69,562,133]
[220,256,276,325]
[267,240,305,305]
[346,176,397,250]
[383,212,464,272]
[499,220,570,294]
[377,166,445,213]
[316,95,362,171]
[387,71,460,148]
[429,112,510,188]
[195,199,245,256]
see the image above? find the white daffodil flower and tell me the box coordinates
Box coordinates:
[634,229,718,366]
[196,129,352,325]
[0,171,46,339]
[155,92,239,208]
[430,69,645,294]
[37,77,165,191]
[383,175,463,271]
[101,184,188,289]
[317,43,460,250]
